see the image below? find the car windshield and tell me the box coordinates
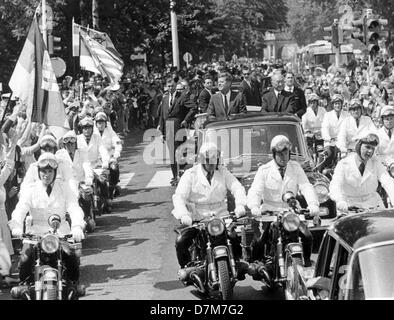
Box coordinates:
[347,243,394,300]
[203,122,308,174]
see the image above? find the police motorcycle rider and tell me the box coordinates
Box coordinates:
[8,153,85,284]
[337,98,376,157]
[376,105,394,166]
[302,93,326,151]
[330,132,394,213]
[77,117,111,213]
[172,142,248,277]
[57,130,94,230]
[247,135,321,268]
[319,94,349,172]
[20,133,77,197]
[93,111,122,198]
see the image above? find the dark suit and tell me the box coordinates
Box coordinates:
[166,90,197,179]
[239,79,262,106]
[197,88,212,113]
[285,86,307,118]
[207,90,247,121]
[261,88,296,114]
[157,92,172,137]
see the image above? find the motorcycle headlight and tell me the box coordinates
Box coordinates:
[314,182,330,203]
[389,164,394,178]
[41,234,60,254]
[207,219,225,237]
[283,212,300,232]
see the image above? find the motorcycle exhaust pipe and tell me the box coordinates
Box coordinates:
[178,266,198,282]
[10,285,30,299]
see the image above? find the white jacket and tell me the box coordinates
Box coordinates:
[77,133,110,168]
[336,116,377,152]
[321,110,349,147]
[376,127,394,166]
[247,160,319,212]
[329,153,394,209]
[94,125,122,159]
[10,179,85,236]
[56,148,93,193]
[172,164,247,221]
[302,107,326,133]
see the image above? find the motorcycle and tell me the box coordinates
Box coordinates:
[305,131,324,164]
[10,214,85,300]
[108,158,120,199]
[242,192,315,300]
[378,161,394,208]
[92,167,110,215]
[176,214,239,300]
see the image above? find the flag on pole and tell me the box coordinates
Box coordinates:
[80,33,124,85]
[72,19,122,61]
[9,12,69,136]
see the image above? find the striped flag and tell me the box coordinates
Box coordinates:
[72,19,122,61]
[9,12,69,137]
[80,33,124,85]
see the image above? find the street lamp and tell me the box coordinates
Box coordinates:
[170,0,180,71]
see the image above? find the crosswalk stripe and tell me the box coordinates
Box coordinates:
[145,170,173,188]
[118,172,135,188]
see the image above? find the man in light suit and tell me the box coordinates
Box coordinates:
[239,67,262,107]
[206,72,246,121]
[261,73,296,114]
[336,99,377,155]
[197,75,214,114]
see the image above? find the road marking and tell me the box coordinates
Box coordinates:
[118,172,135,188]
[145,170,173,188]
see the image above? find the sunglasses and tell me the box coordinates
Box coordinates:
[64,137,77,144]
[82,125,93,129]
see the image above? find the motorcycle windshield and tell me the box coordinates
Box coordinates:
[347,243,394,300]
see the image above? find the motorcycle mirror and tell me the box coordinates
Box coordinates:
[48,214,62,230]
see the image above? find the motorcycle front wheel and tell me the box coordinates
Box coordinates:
[283,255,307,300]
[217,258,233,300]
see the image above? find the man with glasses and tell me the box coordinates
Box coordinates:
[330,132,394,212]
[261,73,296,114]
[240,67,262,107]
[337,99,376,156]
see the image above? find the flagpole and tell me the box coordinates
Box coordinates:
[42,0,47,46]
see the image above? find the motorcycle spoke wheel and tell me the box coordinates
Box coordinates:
[217,259,233,300]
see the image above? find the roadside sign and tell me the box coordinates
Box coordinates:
[183,52,192,68]
[130,53,147,62]
[51,57,66,78]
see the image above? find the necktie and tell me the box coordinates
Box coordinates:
[224,95,229,115]
[279,167,286,179]
[356,119,360,128]
[388,130,392,139]
[46,185,53,196]
[206,171,214,185]
[359,162,366,176]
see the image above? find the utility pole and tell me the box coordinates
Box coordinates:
[170,0,180,71]
[92,0,99,29]
[42,0,47,46]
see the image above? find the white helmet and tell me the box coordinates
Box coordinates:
[270,135,292,153]
[381,105,394,118]
[198,142,220,164]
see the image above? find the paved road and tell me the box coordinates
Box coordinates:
[1,129,284,300]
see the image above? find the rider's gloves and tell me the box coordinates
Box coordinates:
[251,207,262,216]
[71,226,84,242]
[11,227,23,238]
[337,201,349,213]
[180,215,193,227]
[234,206,246,218]
[308,204,320,216]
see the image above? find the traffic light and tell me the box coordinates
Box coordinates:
[47,35,62,55]
[365,17,389,56]
[351,16,367,43]
[324,20,340,47]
